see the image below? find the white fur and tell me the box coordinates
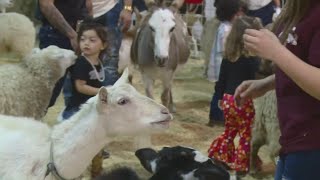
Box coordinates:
[0,0,36,59]
[250,90,280,173]
[193,151,209,163]
[180,169,198,180]
[148,9,175,59]
[0,0,12,13]
[0,69,172,179]
[0,45,76,120]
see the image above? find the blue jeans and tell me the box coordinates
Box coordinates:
[247,1,275,26]
[38,25,73,107]
[93,1,123,86]
[275,150,320,180]
[62,106,80,120]
[95,0,147,86]
[209,92,224,123]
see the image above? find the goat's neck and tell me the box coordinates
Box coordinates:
[50,108,109,179]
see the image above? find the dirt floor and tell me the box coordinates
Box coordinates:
[43,58,275,180]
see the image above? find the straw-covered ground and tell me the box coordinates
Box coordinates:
[43,59,275,180]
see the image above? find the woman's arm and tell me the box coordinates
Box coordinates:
[86,0,93,17]
[244,29,320,100]
[39,0,78,49]
[75,80,99,96]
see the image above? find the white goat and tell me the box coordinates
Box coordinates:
[0,0,35,59]
[0,69,172,180]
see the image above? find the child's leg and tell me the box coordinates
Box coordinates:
[208,91,224,126]
[208,94,238,165]
[233,100,255,172]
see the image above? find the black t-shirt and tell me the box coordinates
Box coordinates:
[36,0,88,29]
[215,56,260,100]
[67,56,104,109]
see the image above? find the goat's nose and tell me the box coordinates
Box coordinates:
[161,108,170,114]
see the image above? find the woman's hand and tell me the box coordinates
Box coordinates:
[234,75,275,106]
[243,29,284,61]
[119,9,132,32]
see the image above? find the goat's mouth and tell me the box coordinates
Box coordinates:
[150,118,171,128]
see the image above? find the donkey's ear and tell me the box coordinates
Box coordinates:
[170,0,184,11]
[98,87,108,104]
[145,0,158,12]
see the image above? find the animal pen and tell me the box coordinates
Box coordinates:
[165,0,208,60]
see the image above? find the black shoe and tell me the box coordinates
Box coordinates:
[102,150,110,159]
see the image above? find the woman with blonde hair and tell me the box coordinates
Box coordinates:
[235,0,320,179]
[208,16,262,174]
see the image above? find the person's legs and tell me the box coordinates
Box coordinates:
[274,150,320,180]
[39,25,73,107]
[274,156,285,180]
[101,0,123,86]
[62,106,80,120]
[208,91,224,126]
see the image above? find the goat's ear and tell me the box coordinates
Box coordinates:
[135,148,159,173]
[98,87,108,104]
[114,67,129,86]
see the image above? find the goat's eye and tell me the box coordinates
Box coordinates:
[118,98,129,105]
[150,26,155,32]
[169,27,175,32]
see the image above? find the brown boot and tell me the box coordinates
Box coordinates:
[91,150,103,178]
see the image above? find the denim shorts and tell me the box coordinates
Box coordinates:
[274,150,320,180]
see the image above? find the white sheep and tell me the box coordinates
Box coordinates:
[0,0,36,59]
[0,69,172,180]
[250,90,280,173]
[0,45,76,120]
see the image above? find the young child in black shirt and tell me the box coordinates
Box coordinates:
[61,21,107,120]
[208,16,262,173]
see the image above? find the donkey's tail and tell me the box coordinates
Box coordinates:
[0,0,13,13]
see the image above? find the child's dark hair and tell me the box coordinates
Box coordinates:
[224,16,263,62]
[216,0,247,22]
[77,18,108,56]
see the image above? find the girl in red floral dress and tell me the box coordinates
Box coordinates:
[208,16,263,173]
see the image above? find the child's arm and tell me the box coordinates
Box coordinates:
[74,79,100,96]
[273,0,281,8]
